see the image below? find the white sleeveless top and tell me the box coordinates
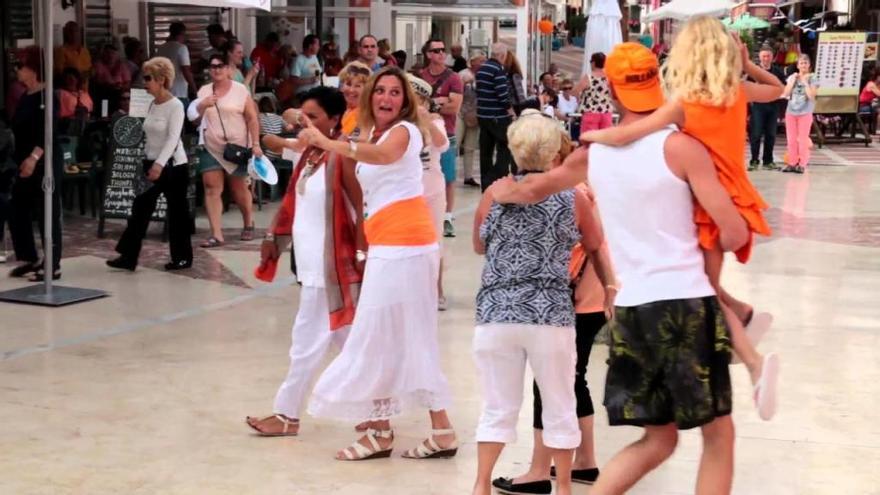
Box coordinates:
[588,128,715,307]
[356,120,437,259]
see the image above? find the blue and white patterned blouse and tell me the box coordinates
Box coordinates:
[476,182,580,327]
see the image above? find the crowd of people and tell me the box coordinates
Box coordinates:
[0,13,816,495]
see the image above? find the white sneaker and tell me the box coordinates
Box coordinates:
[0,253,6,263]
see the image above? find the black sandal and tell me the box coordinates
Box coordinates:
[28,268,61,282]
[200,237,224,249]
[9,262,40,278]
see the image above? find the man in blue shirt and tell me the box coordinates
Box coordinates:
[476,43,514,191]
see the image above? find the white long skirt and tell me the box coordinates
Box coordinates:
[308,249,452,421]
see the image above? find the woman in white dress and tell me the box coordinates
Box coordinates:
[298,66,458,461]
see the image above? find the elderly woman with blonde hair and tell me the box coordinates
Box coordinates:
[107,56,192,271]
[470,109,603,495]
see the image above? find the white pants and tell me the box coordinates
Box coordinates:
[473,323,580,449]
[273,286,350,418]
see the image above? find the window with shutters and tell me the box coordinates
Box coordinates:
[85,0,113,51]
[6,0,35,43]
[147,5,223,80]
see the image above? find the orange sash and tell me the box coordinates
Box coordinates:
[364,196,438,246]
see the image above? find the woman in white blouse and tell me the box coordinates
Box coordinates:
[107,57,192,271]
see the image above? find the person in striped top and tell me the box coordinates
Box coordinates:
[476,43,514,191]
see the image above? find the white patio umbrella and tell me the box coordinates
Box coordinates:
[0,0,270,306]
[644,0,738,22]
[582,0,622,76]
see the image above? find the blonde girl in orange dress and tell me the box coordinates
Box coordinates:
[581,16,783,420]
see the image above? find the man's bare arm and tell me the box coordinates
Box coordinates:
[492,145,588,204]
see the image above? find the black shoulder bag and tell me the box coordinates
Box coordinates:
[214,92,252,167]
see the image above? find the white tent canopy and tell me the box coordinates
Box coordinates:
[146,0,270,10]
[582,0,622,76]
[644,0,737,22]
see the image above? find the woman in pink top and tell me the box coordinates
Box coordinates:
[57,67,93,119]
[190,52,263,247]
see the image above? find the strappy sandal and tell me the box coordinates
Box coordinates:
[200,237,224,249]
[337,428,394,461]
[354,421,370,433]
[28,268,61,282]
[245,414,299,437]
[401,428,459,459]
[240,225,256,241]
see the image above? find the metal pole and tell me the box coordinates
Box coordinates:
[316,0,324,38]
[43,0,54,294]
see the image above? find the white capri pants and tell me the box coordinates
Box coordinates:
[473,323,580,450]
[273,286,350,418]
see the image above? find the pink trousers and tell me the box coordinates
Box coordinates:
[785,112,813,167]
[581,112,613,132]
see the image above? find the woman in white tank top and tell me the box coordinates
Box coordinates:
[298,67,458,462]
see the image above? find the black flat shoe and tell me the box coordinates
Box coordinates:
[550,466,600,485]
[491,477,551,495]
[28,269,61,282]
[164,260,193,271]
[9,262,40,278]
[106,256,137,271]
[463,178,480,187]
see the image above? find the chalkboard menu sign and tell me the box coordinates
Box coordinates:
[98,114,196,238]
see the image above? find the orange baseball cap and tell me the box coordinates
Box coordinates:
[604,42,664,113]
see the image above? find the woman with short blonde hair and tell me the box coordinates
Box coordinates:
[507,109,562,172]
[107,56,192,271]
[338,61,372,137]
[470,109,603,495]
[141,56,175,90]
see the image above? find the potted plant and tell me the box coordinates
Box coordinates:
[569,13,587,48]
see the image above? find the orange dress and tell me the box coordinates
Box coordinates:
[681,84,771,263]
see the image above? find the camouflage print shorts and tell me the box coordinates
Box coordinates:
[603,296,732,430]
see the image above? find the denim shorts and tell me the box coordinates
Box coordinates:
[440,136,458,184]
[198,147,249,177]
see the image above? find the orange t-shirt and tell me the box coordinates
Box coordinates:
[681,84,771,263]
[341,108,359,137]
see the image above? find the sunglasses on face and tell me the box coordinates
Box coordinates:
[562,86,572,91]
[143,75,153,82]
[428,48,446,54]
[209,64,226,70]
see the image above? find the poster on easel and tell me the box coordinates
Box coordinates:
[815,32,866,97]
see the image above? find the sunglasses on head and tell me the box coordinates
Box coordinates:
[348,66,371,76]
[428,48,446,54]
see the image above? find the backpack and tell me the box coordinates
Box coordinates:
[460,81,478,127]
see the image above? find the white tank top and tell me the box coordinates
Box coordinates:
[588,128,715,307]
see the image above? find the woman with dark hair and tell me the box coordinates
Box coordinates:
[188,52,262,247]
[574,52,613,131]
[298,66,458,461]
[8,46,63,281]
[225,39,258,91]
[57,67,93,120]
[246,86,365,437]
